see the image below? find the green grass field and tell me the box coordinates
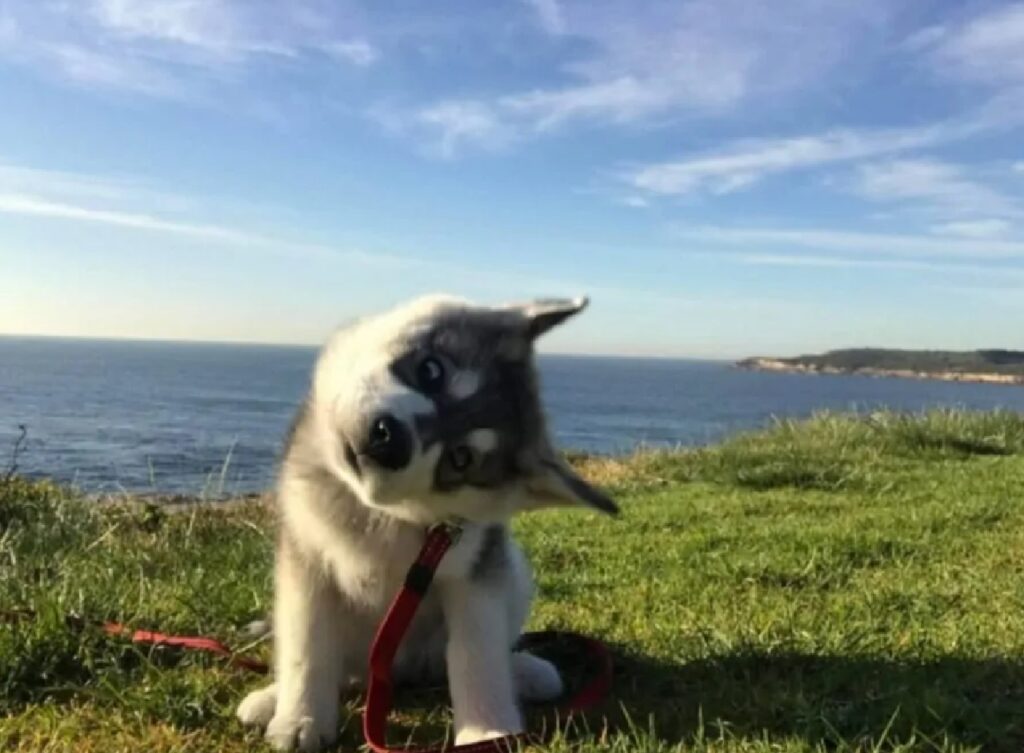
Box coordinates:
[2,410,1024,752]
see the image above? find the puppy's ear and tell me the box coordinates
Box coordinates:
[524,456,619,516]
[502,297,589,340]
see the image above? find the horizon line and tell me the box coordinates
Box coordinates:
[0,331,734,362]
[0,332,1012,359]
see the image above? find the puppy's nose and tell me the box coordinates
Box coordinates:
[362,414,412,470]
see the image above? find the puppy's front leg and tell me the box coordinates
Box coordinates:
[440,579,523,745]
[265,538,342,752]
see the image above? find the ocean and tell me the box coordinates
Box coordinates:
[3,336,1024,495]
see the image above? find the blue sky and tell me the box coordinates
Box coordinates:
[1,0,1023,358]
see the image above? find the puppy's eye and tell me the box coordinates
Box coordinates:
[446,445,475,472]
[416,356,446,394]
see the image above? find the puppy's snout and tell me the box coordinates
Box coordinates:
[362,413,413,470]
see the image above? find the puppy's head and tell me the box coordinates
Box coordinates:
[308,294,618,524]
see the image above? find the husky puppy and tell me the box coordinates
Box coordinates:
[236,294,618,752]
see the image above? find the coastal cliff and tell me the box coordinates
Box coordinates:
[737,349,1024,386]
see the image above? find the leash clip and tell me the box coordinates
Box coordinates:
[433,518,465,547]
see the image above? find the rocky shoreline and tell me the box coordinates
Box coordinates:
[736,357,1024,386]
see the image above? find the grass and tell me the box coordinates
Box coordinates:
[2,408,1024,752]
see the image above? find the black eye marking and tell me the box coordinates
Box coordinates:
[416,356,446,395]
[446,444,475,472]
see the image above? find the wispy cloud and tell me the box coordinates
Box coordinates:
[0,160,683,307]
[722,252,936,271]
[89,0,257,60]
[672,223,1024,260]
[851,158,1023,222]
[0,160,419,267]
[711,251,1024,282]
[628,128,930,196]
[522,0,565,35]
[930,219,1013,239]
[0,189,442,269]
[0,193,257,244]
[88,0,378,65]
[624,105,1018,196]
[900,24,947,52]
[0,1,378,100]
[922,3,1024,86]
[415,101,516,158]
[319,39,378,67]
[11,41,191,99]
[405,0,893,154]
[0,163,147,204]
[502,76,688,131]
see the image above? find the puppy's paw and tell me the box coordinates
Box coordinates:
[263,688,340,753]
[455,725,521,746]
[264,710,338,752]
[237,682,277,728]
[512,651,564,702]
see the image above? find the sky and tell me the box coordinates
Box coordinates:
[0,1,1023,359]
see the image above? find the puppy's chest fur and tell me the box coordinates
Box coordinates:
[279,464,508,629]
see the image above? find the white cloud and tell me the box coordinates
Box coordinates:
[0,162,208,218]
[41,43,189,98]
[0,193,260,244]
[931,219,1013,239]
[319,40,378,67]
[405,0,894,154]
[626,98,1024,197]
[726,253,932,271]
[88,0,375,64]
[554,1,887,120]
[0,160,420,267]
[412,72,745,157]
[503,76,691,130]
[717,252,1024,279]
[627,123,956,196]
[852,158,1022,220]
[0,163,142,203]
[1015,161,1024,173]
[0,1,378,99]
[900,24,947,52]
[523,0,565,35]
[414,101,515,157]
[90,0,243,57]
[927,3,1024,85]
[672,223,1024,260]
[0,190,438,270]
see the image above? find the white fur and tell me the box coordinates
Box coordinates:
[441,579,522,743]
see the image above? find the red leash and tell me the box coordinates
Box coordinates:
[100,621,270,674]
[0,609,270,674]
[3,523,612,752]
[364,522,613,753]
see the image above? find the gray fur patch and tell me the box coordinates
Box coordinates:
[470,524,508,581]
[390,313,548,493]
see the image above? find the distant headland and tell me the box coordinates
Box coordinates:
[736,348,1024,386]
